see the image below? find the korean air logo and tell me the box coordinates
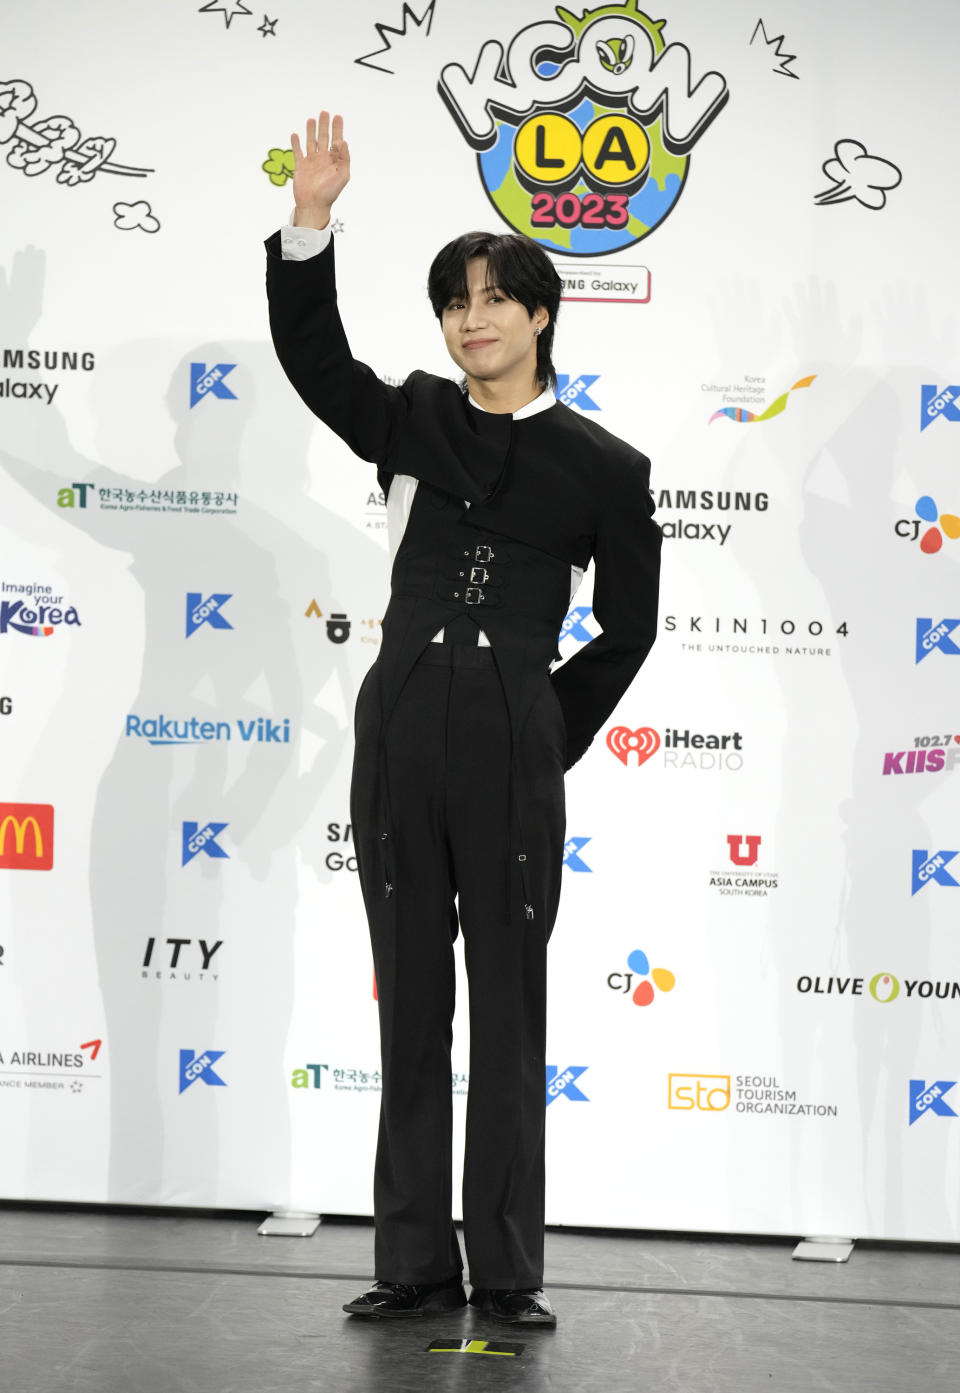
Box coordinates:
[546,1065,589,1106]
[915,618,960,663]
[186,592,233,637]
[190,362,237,408]
[911,849,958,895]
[182,821,229,866]
[920,385,959,430]
[179,1049,227,1093]
[556,374,601,411]
[909,1078,957,1125]
[559,605,594,644]
[562,836,592,871]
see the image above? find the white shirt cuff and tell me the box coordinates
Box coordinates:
[280,219,332,260]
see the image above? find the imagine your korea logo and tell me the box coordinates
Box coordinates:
[438,1,728,256]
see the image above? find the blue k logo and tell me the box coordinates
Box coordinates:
[546,1065,589,1106]
[190,362,237,408]
[559,605,594,644]
[909,1079,957,1124]
[556,375,601,411]
[915,617,960,663]
[182,821,229,866]
[186,592,233,637]
[563,837,592,872]
[179,1049,227,1093]
[920,385,960,430]
[911,849,959,894]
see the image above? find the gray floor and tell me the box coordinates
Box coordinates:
[1,1208,956,1393]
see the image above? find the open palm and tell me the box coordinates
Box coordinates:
[291,112,350,215]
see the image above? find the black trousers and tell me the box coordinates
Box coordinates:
[350,643,566,1289]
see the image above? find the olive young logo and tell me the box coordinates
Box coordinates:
[797,972,960,1004]
[438,1,728,256]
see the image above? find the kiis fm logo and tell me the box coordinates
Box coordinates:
[0,803,54,870]
[439,1,727,256]
[882,739,960,776]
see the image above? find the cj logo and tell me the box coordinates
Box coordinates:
[190,362,236,408]
[563,836,592,871]
[607,948,675,1006]
[911,849,958,895]
[556,374,600,411]
[179,1049,226,1094]
[915,618,960,663]
[546,1065,589,1105]
[909,1079,957,1125]
[182,821,229,867]
[186,592,233,637]
[727,834,761,867]
[439,0,727,255]
[607,726,659,766]
[920,385,959,430]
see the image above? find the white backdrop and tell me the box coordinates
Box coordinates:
[2,0,959,1242]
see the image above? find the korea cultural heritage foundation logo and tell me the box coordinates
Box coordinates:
[438,1,728,256]
[0,803,54,870]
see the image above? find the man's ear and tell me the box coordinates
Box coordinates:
[534,306,549,332]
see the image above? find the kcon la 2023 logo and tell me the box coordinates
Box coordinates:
[439,1,728,256]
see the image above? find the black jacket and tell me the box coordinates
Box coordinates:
[265,232,661,769]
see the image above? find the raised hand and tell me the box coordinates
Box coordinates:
[291,112,350,229]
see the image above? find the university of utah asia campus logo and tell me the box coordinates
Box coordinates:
[439,1,727,255]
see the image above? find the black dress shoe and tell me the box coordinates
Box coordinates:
[342,1275,467,1319]
[469,1287,557,1325]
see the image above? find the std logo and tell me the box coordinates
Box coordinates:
[668,1073,730,1111]
[439,0,728,256]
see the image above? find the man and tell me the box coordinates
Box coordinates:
[266,113,661,1326]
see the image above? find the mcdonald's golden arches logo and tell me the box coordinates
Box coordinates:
[0,803,54,870]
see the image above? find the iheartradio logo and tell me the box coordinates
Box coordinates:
[606,727,660,767]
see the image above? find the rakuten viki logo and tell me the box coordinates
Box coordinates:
[125,713,292,746]
[915,617,960,662]
[186,592,232,637]
[190,362,236,408]
[911,849,959,895]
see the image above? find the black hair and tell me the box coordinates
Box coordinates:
[427,231,562,391]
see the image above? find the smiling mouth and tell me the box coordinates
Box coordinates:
[463,339,497,349]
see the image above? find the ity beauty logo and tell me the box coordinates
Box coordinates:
[438,1,727,256]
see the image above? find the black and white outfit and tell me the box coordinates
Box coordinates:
[266,224,661,1292]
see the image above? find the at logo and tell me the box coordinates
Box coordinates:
[559,604,594,643]
[182,821,229,866]
[668,1073,730,1111]
[0,803,54,870]
[915,618,960,663]
[556,374,600,410]
[911,849,958,895]
[546,1064,589,1105]
[179,1049,226,1093]
[190,362,236,408]
[908,1078,957,1125]
[920,385,959,430]
[439,0,727,256]
[606,725,659,766]
[186,592,233,637]
[563,835,592,871]
[727,834,761,867]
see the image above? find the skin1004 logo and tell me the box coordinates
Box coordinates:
[439,1,727,256]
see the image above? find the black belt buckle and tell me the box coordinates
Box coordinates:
[465,585,485,605]
[469,566,489,584]
[475,544,495,563]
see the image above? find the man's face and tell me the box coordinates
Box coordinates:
[441,257,546,386]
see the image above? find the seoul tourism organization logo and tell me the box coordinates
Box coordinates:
[439,1,728,256]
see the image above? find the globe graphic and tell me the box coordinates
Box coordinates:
[477,93,688,256]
